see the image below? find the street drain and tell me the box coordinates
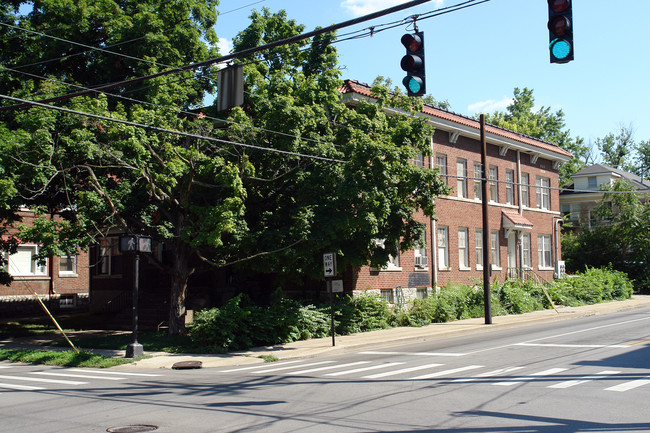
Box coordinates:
[106,425,158,433]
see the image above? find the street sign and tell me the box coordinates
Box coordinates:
[331,280,343,293]
[323,252,336,277]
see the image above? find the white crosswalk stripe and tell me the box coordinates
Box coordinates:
[411,365,484,380]
[254,361,335,374]
[325,362,405,377]
[32,371,127,381]
[494,368,569,386]
[363,363,443,379]
[0,374,86,385]
[220,360,303,373]
[605,376,650,392]
[0,382,45,391]
[454,366,525,382]
[68,368,161,377]
[287,361,370,375]
[549,370,621,389]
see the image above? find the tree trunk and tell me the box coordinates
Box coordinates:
[168,241,191,336]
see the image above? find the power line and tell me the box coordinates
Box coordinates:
[0,93,347,164]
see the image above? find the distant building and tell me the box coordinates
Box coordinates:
[0,209,89,317]
[559,164,650,229]
[340,80,573,301]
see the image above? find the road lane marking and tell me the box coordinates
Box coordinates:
[360,351,466,357]
[0,374,86,385]
[254,361,334,373]
[454,366,525,382]
[516,343,629,349]
[605,377,650,392]
[287,361,371,375]
[494,368,568,386]
[69,368,161,377]
[220,360,303,373]
[549,370,621,389]
[325,362,405,377]
[32,372,127,381]
[0,382,45,391]
[411,365,484,380]
[363,363,443,379]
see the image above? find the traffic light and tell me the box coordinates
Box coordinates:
[400,31,425,96]
[548,0,573,63]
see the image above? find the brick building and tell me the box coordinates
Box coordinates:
[1,210,90,316]
[340,80,572,301]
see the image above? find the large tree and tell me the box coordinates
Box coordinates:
[482,87,588,186]
[1,5,448,334]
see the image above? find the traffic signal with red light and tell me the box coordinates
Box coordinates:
[548,0,573,63]
[400,31,426,96]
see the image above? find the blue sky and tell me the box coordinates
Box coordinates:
[214,0,650,154]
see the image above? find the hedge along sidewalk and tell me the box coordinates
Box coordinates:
[116,295,650,370]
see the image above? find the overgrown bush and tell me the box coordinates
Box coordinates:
[190,267,634,352]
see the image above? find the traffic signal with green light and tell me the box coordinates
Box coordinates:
[548,0,573,63]
[400,32,426,96]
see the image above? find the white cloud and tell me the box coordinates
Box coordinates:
[341,0,444,17]
[467,96,513,114]
[217,37,233,55]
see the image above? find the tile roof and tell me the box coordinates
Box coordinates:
[502,210,533,228]
[340,79,573,160]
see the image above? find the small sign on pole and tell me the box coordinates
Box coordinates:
[331,279,344,293]
[323,252,336,277]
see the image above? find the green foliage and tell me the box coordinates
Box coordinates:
[0,349,134,368]
[548,267,634,306]
[333,294,393,334]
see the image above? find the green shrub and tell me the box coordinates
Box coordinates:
[548,267,633,306]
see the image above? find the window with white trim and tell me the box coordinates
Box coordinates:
[489,166,498,203]
[437,226,449,269]
[436,154,447,185]
[458,227,469,269]
[414,232,428,269]
[490,230,500,268]
[475,229,483,269]
[373,239,400,270]
[59,255,77,275]
[473,162,482,201]
[538,234,552,268]
[97,237,123,275]
[506,169,515,205]
[6,245,47,276]
[522,233,531,269]
[536,176,551,210]
[588,176,598,189]
[521,173,530,207]
[456,158,468,198]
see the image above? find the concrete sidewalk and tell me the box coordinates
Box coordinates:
[112,295,650,370]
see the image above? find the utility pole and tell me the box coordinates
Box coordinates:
[480,114,492,325]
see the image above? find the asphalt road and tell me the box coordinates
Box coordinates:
[2,306,650,432]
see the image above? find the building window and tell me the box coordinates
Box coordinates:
[538,234,552,268]
[457,158,468,198]
[6,245,47,276]
[458,227,469,269]
[416,287,428,299]
[490,230,500,268]
[373,239,400,270]
[521,173,530,207]
[413,152,424,167]
[473,162,482,201]
[536,176,551,210]
[59,255,77,275]
[436,154,447,185]
[59,294,76,308]
[588,176,598,189]
[505,169,515,205]
[437,226,449,269]
[97,237,123,276]
[414,233,428,269]
[380,289,394,304]
[475,229,483,269]
[489,166,498,203]
[522,233,531,269]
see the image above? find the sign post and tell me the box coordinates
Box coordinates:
[323,253,337,347]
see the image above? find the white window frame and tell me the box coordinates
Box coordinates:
[506,169,515,205]
[458,227,470,270]
[588,176,598,189]
[436,154,447,185]
[473,162,482,201]
[522,233,531,269]
[437,226,449,270]
[457,158,468,198]
[536,176,551,210]
[413,152,424,168]
[538,234,553,269]
[489,166,498,203]
[490,230,501,269]
[372,239,401,271]
[59,255,77,275]
[97,237,122,276]
[6,245,47,277]
[521,173,530,208]
[475,229,483,270]
[414,232,428,270]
